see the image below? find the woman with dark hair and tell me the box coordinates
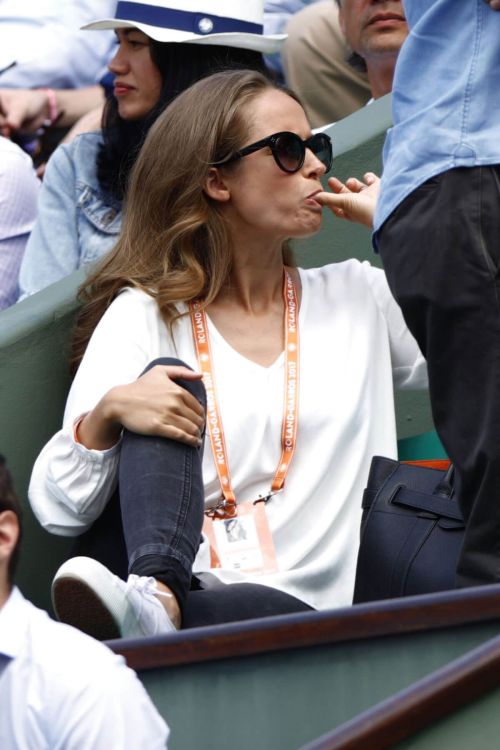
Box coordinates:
[17,0,282,299]
[29,68,426,641]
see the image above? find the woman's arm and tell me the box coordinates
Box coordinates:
[29,291,204,535]
[77,363,204,451]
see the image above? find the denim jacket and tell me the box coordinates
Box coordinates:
[18,132,122,299]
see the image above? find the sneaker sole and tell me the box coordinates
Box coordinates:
[52,575,121,641]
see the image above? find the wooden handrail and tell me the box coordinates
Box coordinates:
[109,583,500,671]
[300,631,500,750]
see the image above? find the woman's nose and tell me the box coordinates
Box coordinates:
[108,44,128,74]
[304,148,327,178]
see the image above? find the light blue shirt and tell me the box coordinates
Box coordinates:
[374,0,500,236]
[264,0,320,74]
[264,0,319,35]
[0,587,169,749]
[0,0,115,88]
[18,131,121,300]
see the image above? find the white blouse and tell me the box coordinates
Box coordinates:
[29,261,427,610]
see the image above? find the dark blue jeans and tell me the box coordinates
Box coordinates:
[72,358,313,626]
[119,358,206,610]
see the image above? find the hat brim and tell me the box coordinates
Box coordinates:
[82,19,286,54]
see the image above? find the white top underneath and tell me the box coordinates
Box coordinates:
[29,261,427,610]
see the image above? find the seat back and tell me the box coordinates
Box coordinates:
[0,269,86,607]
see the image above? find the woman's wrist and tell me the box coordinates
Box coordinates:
[38,88,59,127]
[76,388,124,450]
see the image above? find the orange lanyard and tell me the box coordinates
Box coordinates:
[189,270,300,518]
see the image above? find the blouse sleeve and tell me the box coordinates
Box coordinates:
[28,289,165,536]
[363,262,429,390]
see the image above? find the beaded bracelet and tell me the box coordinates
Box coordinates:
[39,87,59,127]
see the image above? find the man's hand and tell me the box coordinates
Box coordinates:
[485,0,500,10]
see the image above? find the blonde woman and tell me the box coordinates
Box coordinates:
[29,70,426,640]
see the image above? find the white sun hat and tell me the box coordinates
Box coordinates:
[82,0,286,54]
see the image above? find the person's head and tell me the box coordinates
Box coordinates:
[72,70,330,367]
[335,0,407,95]
[107,28,163,121]
[335,0,407,60]
[0,456,22,600]
[87,1,283,199]
[106,31,272,123]
[94,0,286,122]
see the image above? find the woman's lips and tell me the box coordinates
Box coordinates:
[114,83,134,96]
[305,190,323,208]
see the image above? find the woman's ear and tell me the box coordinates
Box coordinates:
[203,167,231,203]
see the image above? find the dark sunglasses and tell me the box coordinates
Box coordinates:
[214,131,333,174]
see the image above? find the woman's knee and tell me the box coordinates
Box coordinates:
[141,356,187,375]
[141,357,206,406]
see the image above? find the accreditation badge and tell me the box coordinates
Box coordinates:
[203,501,278,575]
[191,271,298,579]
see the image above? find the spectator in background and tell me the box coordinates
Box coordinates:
[264,0,318,76]
[0,1,115,89]
[373,0,500,590]
[0,455,169,748]
[0,86,107,179]
[283,0,407,127]
[17,0,283,301]
[264,0,315,34]
[0,86,106,141]
[0,136,39,309]
[318,0,500,592]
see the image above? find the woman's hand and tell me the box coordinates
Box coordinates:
[315,172,380,228]
[78,365,205,451]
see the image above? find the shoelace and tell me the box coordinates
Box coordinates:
[126,574,172,599]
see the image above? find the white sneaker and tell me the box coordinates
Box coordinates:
[51,556,177,641]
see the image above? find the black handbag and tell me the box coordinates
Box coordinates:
[353,456,465,603]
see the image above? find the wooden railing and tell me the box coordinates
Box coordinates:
[109,583,500,671]
[300,631,500,750]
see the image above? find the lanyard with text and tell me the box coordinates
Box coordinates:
[189,270,300,574]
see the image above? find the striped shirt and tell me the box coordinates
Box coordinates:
[0,137,39,309]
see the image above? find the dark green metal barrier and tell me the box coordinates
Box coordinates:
[302,624,500,750]
[0,269,85,608]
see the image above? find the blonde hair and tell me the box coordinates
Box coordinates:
[72,69,297,369]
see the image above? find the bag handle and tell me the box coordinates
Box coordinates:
[389,482,463,522]
[433,464,455,499]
